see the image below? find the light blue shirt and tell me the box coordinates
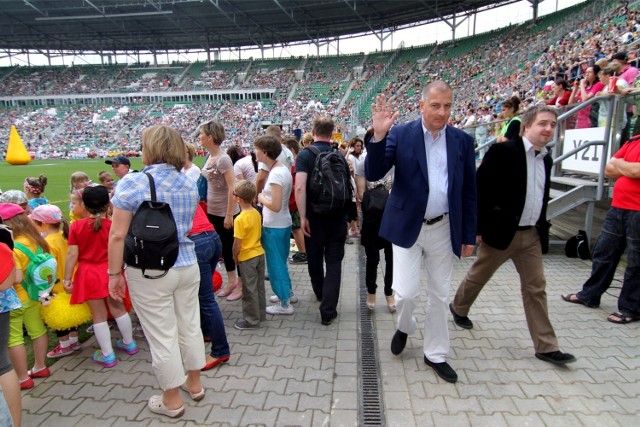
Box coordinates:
[423,123,449,219]
[111,163,198,267]
[519,137,547,227]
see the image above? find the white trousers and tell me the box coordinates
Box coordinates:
[126,263,206,390]
[392,217,454,363]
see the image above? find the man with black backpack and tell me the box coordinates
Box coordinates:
[295,115,352,326]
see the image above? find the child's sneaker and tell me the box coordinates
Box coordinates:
[116,339,139,355]
[269,293,298,304]
[20,378,34,390]
[47,343,74,359]
[71,341,82,352]
[92,350,117,368]
[266,303,294,315]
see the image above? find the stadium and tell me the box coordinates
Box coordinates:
[2,0,640,425]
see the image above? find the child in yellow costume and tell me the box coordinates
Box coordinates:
[30,204,91,358]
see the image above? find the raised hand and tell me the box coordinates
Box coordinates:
[371,95,400,141]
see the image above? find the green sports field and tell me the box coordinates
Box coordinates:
[0,158,147,217]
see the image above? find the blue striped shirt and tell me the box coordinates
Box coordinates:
[111,163,198,267]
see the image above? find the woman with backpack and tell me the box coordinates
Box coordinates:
[108,125,205,419]
[0,203,50,390]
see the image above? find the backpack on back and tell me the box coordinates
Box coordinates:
[124,172,179,279]
[13,242,57,303]
[307,145,353,216]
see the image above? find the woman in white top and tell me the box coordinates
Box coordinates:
[227,146,258,184]
[181,143,201,183]
[255,135,294,315]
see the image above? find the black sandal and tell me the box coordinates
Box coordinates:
[607,312,640,324]
[561,293,598,308]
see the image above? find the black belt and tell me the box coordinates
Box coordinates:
[423,213,447,225]
[516,225,533,231]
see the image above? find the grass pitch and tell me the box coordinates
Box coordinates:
[1,157,146,217]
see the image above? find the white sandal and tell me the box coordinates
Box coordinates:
[147,395,185,418]
[180,383,205,401]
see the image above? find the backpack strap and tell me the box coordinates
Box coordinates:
[307,145,321,157]
[13,242,37,260]
[145,172,157,202]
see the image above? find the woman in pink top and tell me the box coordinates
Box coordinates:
[569,65,605,129]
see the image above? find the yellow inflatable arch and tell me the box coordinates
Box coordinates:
[5,125,32,165]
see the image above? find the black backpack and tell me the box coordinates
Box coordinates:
[124,173,179,279]
[307,145,353,216]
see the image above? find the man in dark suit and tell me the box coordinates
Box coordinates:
[365,81,477,383]
[450,105,576,366]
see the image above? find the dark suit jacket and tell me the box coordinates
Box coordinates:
[365,119,477,257]
[476,137,552,253]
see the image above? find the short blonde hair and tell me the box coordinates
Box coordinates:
[301,132,313,146]
[141,125,187,171]
[234,180,256,203]
[200,120,226,146]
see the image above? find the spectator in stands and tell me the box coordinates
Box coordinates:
[105,155,131,180]
[562,134,640,324]
[365,82,477,383]
[462,108,477,140]
[496,96,522,143]
[611,51,639,144]
[546,79,572,107]
[569,65,604,129]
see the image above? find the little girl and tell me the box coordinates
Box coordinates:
[0,203,50,390]
[31,204,91,358]
[63,186,138,368]
[23,175,49,209]
[98,171,115,192]
[69,171,92,223]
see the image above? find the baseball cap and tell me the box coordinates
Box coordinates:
[80,185,110,210]
[0,203,25,221]
[29,204,63,224]
[611,51,628,61]
[105,154,131,166]
[0,190,28,205]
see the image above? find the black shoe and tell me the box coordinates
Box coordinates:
[424,356,458,383]
[449,303,473,329]
[390,330,408,355]
[535,351,577,365]
[321,312,338,326]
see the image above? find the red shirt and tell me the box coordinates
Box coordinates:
[546,90,571,106]
[189,204,215,235]
[611,139,640,211]
[68,217,111,263]
[0,242,14,283]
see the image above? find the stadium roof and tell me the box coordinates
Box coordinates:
[0,0,521,54]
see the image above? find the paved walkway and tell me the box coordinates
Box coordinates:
[22,243,639,426]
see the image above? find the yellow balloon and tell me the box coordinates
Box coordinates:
[5,125,32,165]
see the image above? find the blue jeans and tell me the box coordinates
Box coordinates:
[577,207,640,316]
[190,231,230,358]
[262,226,292,306]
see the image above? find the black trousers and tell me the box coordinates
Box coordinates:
[305,216,347,322]
[365,243,393,296]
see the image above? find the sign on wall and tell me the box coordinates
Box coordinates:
[561,127,611,174]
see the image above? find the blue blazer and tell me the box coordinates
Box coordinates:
[365,119,477,257]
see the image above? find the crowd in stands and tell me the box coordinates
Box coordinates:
[1,0,638,158]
